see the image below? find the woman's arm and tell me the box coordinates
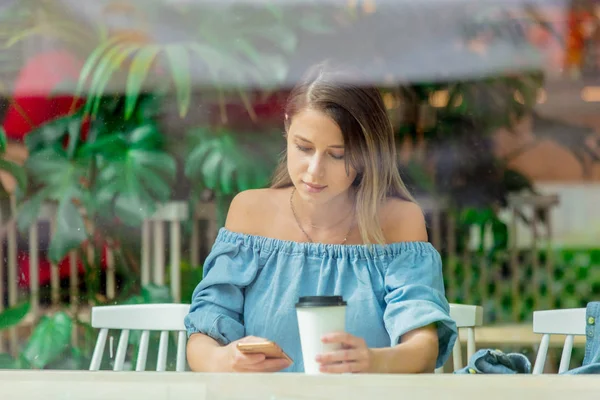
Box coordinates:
[187,333,227,372]
[186,190,292,373]
[370,324,439,373]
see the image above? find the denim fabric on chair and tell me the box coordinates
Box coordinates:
[455,302,600,375]
[454,349,531,374]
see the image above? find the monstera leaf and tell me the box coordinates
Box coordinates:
[0,302,30,330]
[19,147,89,263]
[22,312,73,369]
[20,113,174,260]
[71,0,343,123]
[184,127,281,195]
[92,124,176,226]
[75,4,288,120]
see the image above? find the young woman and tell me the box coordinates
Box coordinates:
[185,64,457,373]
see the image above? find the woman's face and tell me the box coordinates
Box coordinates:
[286,108,357,204]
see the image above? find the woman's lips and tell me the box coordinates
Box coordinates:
[303,182,327,193]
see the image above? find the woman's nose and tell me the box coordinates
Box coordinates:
[307,154,324,177]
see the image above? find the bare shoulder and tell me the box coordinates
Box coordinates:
[380,198,428,243]
[224,188,287,235]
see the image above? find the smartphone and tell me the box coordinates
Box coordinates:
[236,341,293,363]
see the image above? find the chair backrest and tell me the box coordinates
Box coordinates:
[532,307,587,374]
[435,303,484,373]
[140,202,189,303]
[89,303,190,372]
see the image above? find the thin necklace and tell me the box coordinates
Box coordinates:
[298,190,353,230]
[290,187,354,244]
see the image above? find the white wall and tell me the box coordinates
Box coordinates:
[536,183,600,248]
[492,183,600,249]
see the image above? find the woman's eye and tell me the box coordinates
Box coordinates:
[330,153,345,160]
[296,145,310,152]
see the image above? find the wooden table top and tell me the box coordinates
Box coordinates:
[1,370,599,400]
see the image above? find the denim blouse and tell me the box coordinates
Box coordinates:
[564,301,600,374]
[184,228,458,372]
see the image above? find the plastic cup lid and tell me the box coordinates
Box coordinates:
[295,296,347,308]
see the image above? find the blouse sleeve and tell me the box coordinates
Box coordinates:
[183,236,260,345]
[382,243,458,369]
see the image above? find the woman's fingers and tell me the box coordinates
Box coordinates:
[319,360,363,374]
[321,331,365,348]
[245,357,292,372]
[316,348,362,364]
[317,332,371,373]
[234,351,266,365]
[238,336,269,343]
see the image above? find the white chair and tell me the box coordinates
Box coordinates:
[435,303,484,373]
[89,303,190,372]
[532,307,587,374]
[140,202,189,303]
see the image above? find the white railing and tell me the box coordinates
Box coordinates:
[0,200,215,355]
[140,202,188,303]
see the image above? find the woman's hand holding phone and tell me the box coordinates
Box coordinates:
[223,336,292,372]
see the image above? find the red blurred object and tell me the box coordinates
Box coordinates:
[2,49,85,141]
[18,243,110,289]
[564,10,592,72]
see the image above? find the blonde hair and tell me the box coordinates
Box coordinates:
[271,63,416,245]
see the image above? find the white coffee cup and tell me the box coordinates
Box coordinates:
[295,295,347,374]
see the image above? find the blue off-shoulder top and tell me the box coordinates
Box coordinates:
[184,228,457,372]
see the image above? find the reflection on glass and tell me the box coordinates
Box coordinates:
[0,0,597,375]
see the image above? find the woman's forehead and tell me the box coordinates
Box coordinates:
[288,109,344,145]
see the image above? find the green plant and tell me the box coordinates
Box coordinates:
[0,302,73,369]
[173,260,203,304]
[184,126,283,226]
[17,94,175,264]
[443,247,600,324]
[72,1,338,122]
